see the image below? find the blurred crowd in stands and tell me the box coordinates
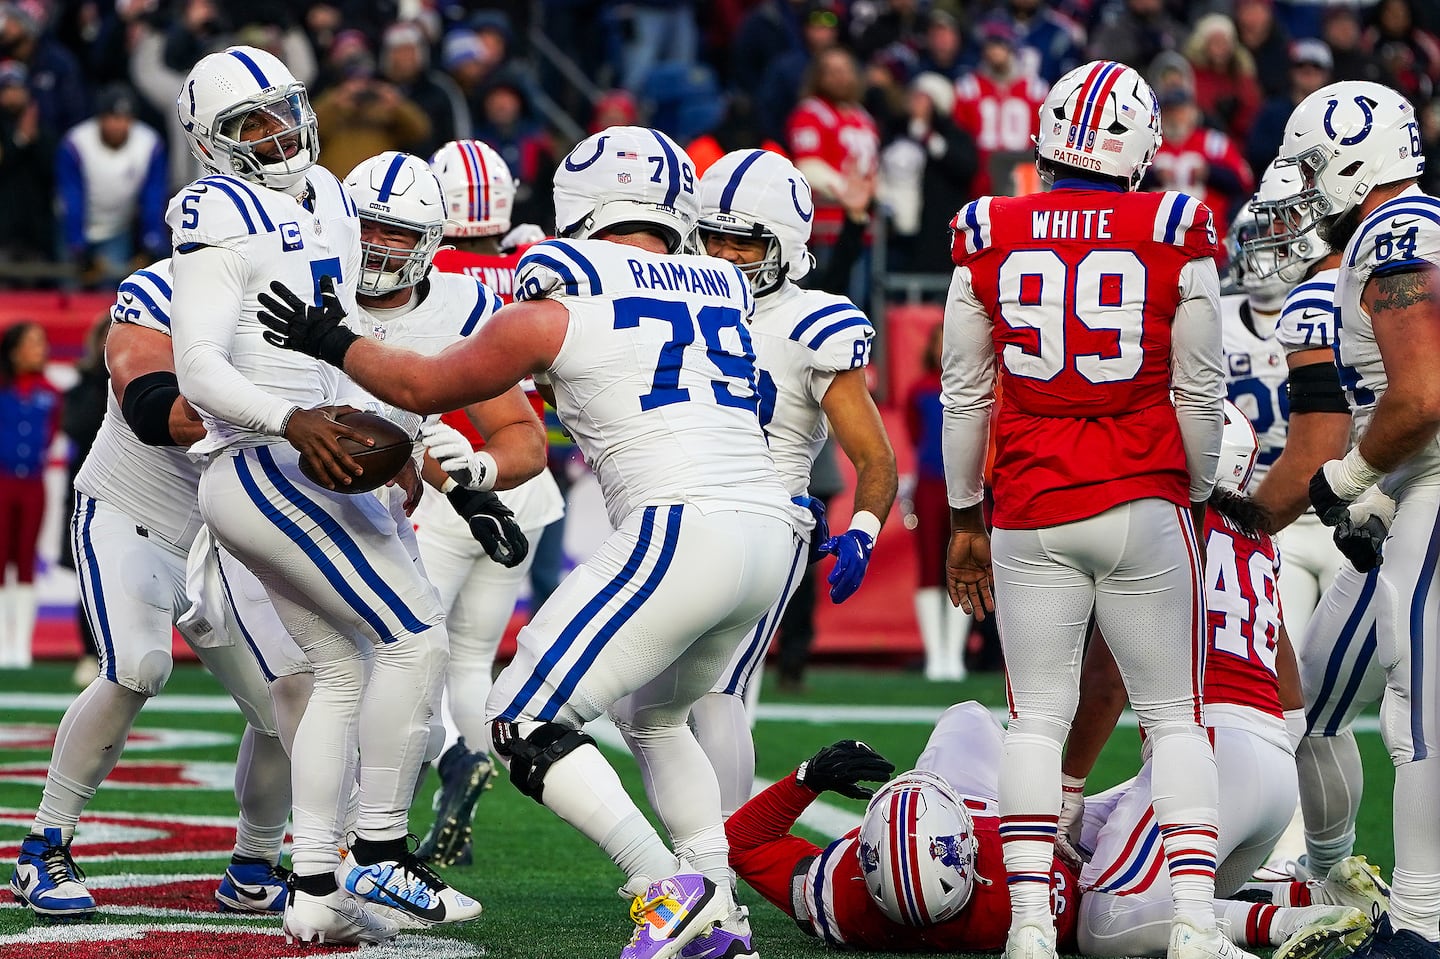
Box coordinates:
[1,0,1439,289]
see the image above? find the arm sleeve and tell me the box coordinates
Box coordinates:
[171,245,297,435]
[725,773,824,918]
[55,139,86,255]
[940,266,996,509]
[1172,257,1226,501]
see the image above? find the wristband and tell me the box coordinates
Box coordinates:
[278,405,301,437]
[473,449,498,492]
[848,509,882,542]
[441,476,458,495]
[1332,447,1386,500]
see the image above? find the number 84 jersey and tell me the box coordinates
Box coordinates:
[949,188,1220,528]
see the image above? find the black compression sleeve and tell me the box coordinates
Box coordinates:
[120,370,183,446]
[1287,361,1350,414]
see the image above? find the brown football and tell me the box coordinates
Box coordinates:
[298,410,413,494]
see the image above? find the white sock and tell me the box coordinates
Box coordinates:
[915,588,945,680]
[1149,722,1220,928]
[1390,757,1440,941]
[233,726,291,863]
[941,599,970,680]
[0,585,14,667]
[11,583,35,668]
[289,639,365,875]
[688,692,755,818]
[1297,732,1363,875]
[34,680,148,840]
[998,723,1064,928]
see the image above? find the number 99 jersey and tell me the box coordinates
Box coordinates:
[950,188,1219,528]
[1338,186,1440,493]
[516,238,792,528]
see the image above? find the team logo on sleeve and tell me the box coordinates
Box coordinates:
[279,222,304,252]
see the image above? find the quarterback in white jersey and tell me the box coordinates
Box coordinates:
[676,148,896,818]
[7,261,302,921]
[165,46,487,944]
[1280,81,1440,956]
[259,126,795,959]
[338,151,554,871]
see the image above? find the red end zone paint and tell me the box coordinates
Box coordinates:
[0,923,482,959]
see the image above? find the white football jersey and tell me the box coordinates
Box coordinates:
[1221,292,1287,478]
[165,168,362,455]
[1275,268,1340,357]
[750,281,873,530]
[517,238,791,526]
[1338,186,1440,491]
[74,261,205,551]
[349,271,564,529]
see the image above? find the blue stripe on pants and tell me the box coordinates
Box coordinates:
[1307,567,1379,735]
[1406,505,1440,760]
[537,505,684,721]
[500,506,661,722]
[723,536,806,696]
[74,494,118,681]
[214,555,277,683]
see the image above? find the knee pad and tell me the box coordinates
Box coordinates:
[129,650,174,697]
[491,720,596,803]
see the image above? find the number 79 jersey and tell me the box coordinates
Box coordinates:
[517,239,792,528]
[950,188,1219,528]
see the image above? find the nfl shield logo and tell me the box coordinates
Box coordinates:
[618,172,632,184]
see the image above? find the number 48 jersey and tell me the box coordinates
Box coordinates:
[949,187,1219,528]
[517,238,791,527]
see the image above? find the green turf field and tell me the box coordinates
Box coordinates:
[0,663,1398,958]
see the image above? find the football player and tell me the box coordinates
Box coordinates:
[256,125,796,959]
[165,47,508,943]
[1283,80,1440,959]
[7,261,307,920]
[942,60,1231,959]
[672,149,896,819]
[1074,404,1381,959]
[340,150,553,870]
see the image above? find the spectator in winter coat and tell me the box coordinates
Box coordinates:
[1245,39,1332,180]
[1234,0,1291,99]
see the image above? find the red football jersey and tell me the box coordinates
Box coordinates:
[726,775,1080,951]
[952,71,1049,196]
[429,244,545,447]
[1151,127,1253,242]
[950,188,1218,528]
[786,96,879,242]
[1204,511,1283,719]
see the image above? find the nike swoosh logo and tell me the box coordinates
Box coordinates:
[1390,217,1420,230]
[375,887,446,922]
[1300,309,1328,320]
[17,873,32,892]
[120,293,134,305]
[234,884,272,902]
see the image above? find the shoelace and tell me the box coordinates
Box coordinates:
[628,891,681,943]
[39,842,86,886]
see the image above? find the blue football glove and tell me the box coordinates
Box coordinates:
[820,529,874,604]
[793,495,829,565]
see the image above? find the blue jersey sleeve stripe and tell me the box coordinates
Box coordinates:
[718,150,765,213]
[459,289,490,336]
[1289,283,1336,298]
[197,178,257,234]
[790,303,852,341]
[522,253,581,296]
[133,268,172,300]
[807,315,873,349]
[117,281,171,327]
[649,130,683,208]
[221,177,276,231]
[1284,298,1335,313]
[546,240,604,294]
[964,201,983,250]
[228,49,271,88]
[1163,195,1189,244]
[375,153,407,203]
[1348,206,1440,266]
[1373,257,1430,277]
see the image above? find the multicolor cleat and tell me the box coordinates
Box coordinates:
[621,872,729,959]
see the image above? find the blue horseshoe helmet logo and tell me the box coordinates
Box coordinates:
[1323,96,1375,147]
[564,134,609,172]
[789,178,814,223]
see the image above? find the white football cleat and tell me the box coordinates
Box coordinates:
[1274,907,1371,959]
[339,849,482,926]
[1315,856,1391,916]
[1005,922,1059,959]
[1169,919,1262,959]
[282,887,400,946]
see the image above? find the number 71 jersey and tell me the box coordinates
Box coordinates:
[950,188,1218,527]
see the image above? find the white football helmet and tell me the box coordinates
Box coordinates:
[697,149,815,295]
[1217,399,1260,495]
[177,46,318,191]
[553,125,700,254]
[1226,201,1290,312]
[429,139,516,238]
[857,770,979,927]
[1243,159,1329,291]
[1271,81,1426,244]
[1034,60,1161,191]
[345,152,446,296]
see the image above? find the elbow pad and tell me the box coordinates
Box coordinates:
[1287,362,1350,415]
[121,370,182,446]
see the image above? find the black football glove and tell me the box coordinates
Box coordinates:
[446,486,529,568]
[1308,464,1354,527]
[1333,513,1388,573]
[258,275,360,368]
[795,740,895,800]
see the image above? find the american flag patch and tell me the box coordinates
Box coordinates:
[616,150,639,159]
[1101,138,1124,153]
[1119,103,1135,118]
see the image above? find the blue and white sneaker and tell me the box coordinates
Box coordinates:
[215,855,289,913]
[339,843,482,927]
[10,828,96,919]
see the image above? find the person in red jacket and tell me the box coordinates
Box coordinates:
[727,701,1083,951]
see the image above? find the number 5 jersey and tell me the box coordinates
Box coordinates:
[947,185,1223,528]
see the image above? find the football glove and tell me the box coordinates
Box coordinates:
[1310,451,1385,527]
[1057,774,1089,867]
[421,419,496,492]
[792,495,830,565]
[820,529,874,604]
[257,275,359,368]
[795,740,895,800]
[500,223,546,250]
[446,487,528,568]
[1332,487,1397,573]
